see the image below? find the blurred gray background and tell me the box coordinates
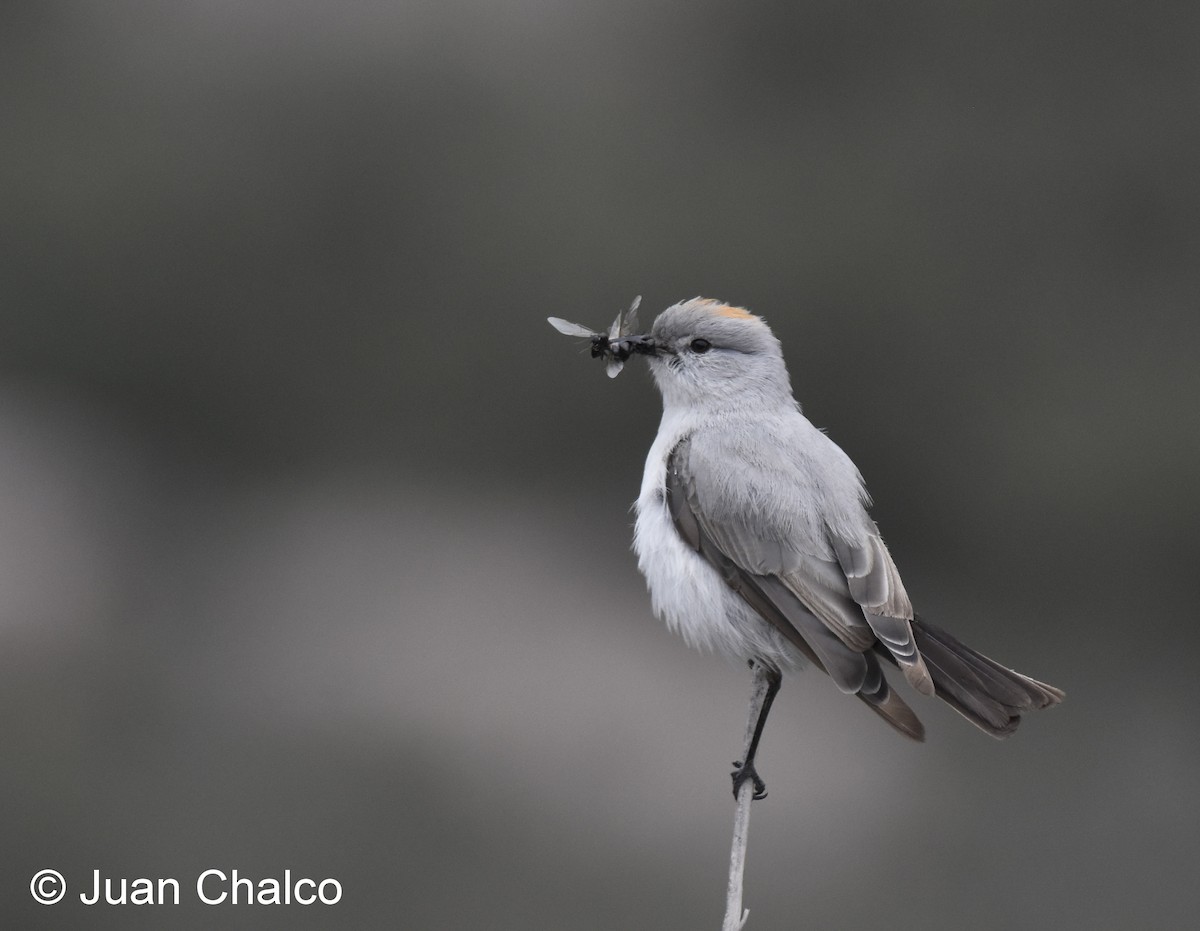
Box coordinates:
[2,1,1197,928]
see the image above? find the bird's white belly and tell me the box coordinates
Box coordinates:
[632,431,799,668]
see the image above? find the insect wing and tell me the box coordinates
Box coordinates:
[547,317,599,338]
[606,356,625,378]
[606,310,623,342]
[619,295,642,337]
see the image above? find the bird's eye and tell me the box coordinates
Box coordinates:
[690,338,712,353]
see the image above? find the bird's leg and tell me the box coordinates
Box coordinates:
[731,661,782,800]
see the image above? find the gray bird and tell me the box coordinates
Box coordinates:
[551,297,1063,798]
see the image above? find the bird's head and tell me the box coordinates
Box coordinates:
[642,298,794,414]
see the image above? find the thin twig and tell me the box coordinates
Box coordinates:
[721,663,773,930]
[722,780,754,930]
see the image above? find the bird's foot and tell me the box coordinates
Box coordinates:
[731,759,767,801]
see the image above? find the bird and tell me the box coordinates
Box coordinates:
[553,296,1064,799]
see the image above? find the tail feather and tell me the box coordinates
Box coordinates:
[914,633,1021,735]
[856,653,926,742]
[903,616,1064,739]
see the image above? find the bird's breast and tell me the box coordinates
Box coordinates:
[632,420,798,666]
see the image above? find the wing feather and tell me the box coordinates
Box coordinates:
[666,440,925,740]
[832,531,933,694]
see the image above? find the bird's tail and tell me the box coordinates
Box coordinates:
[908,615,1065,738]
[856,661,926,742]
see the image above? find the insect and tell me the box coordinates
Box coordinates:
[548,295,655,377]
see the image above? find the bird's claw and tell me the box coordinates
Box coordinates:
[731,759,767,800]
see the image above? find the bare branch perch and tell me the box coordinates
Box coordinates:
[721,663,775,930]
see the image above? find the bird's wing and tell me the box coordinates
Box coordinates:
[828,533,933,695]
[678,426,933,695]
[667,437,926,740]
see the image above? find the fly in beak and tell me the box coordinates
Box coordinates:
[604,333,657,362]
[547,296,655,378]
